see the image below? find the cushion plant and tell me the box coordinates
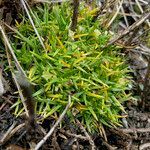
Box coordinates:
[12,2,132,133]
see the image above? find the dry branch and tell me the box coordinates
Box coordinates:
[76,119,96,150]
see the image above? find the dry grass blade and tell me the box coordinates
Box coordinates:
[34,0,70,3]
[35,95,71,150]
[120,5,129,27]
[24,0,40,26]
[133,28,150,42]
[33,0,69,3]
[92,0,108,22]
[139,44,150,55]
[20,0,46,50]
[0,67,4,96]
[138,0,148,4]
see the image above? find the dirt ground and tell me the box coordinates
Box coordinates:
[0,0,150,149]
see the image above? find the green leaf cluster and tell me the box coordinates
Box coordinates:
[12,2,132,132]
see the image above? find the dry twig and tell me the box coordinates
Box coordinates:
[60,129,89,140]
[121,127,150,133]
[0,122,17,145]
[76,119,96,150]
[139,143,150,150]
[0,122,25,145]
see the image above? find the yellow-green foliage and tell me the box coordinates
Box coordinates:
[13,3,132,132]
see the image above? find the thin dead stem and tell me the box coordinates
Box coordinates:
[139,143,150,150]
[121,127,150,133]
[20,0,46,50]
[0,122,17,144]
[0,25,26,76]
[34,0,70,3]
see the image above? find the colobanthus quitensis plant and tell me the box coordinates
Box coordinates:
[12,2,132,133]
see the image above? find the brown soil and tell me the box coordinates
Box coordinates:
[0,0,150,149]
